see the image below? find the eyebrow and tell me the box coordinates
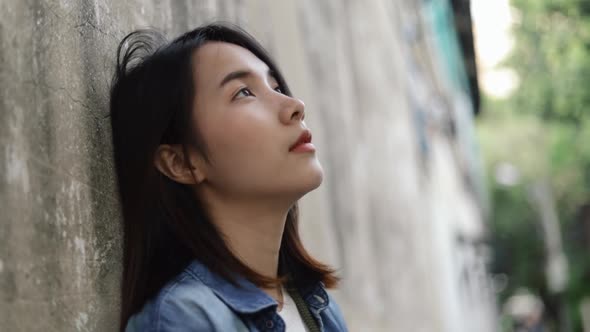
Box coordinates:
[218,68,276,88]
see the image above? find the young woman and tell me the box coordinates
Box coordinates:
[109,23,348,331]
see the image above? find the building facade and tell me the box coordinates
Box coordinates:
[0,0,496,330]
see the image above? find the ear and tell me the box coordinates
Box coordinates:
[153,144,206,185]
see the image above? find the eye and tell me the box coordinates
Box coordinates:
[234,87,254,99]
[274,86,284,94]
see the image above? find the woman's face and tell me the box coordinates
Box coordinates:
[190,41,323,201]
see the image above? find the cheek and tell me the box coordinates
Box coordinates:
[200,109,280,173]
[214,114,271,154]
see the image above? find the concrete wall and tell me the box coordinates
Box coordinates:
[0,0,496,331]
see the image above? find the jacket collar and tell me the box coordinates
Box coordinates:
[185,260,329,315]
[300,281,330,312]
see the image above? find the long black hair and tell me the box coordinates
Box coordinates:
[109,23,338,331]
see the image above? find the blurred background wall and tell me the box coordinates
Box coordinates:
[0,0,496,331]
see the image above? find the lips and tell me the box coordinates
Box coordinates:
[289,129,312,151]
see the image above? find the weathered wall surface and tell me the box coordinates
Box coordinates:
[0,0,496,331]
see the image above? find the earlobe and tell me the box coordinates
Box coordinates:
[154,144,205,185]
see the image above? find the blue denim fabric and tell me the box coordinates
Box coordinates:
[125,260,348,332]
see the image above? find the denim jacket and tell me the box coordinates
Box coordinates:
[126,260,348,332]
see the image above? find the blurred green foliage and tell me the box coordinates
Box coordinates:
[477,0,590,329]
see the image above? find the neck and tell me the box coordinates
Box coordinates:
[200,190,295,280]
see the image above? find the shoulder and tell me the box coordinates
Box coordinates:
[125,267,246,332]
[323,291,348,332]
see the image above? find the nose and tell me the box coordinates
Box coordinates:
[279,95,305,125]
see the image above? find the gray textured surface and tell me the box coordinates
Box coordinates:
[0,0,496,331]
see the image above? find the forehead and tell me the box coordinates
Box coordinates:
[191,41,270,84]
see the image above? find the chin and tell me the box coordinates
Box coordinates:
[300,159,324,192]
[278,158,324,199]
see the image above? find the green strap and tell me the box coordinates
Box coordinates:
[286,287,321,332]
